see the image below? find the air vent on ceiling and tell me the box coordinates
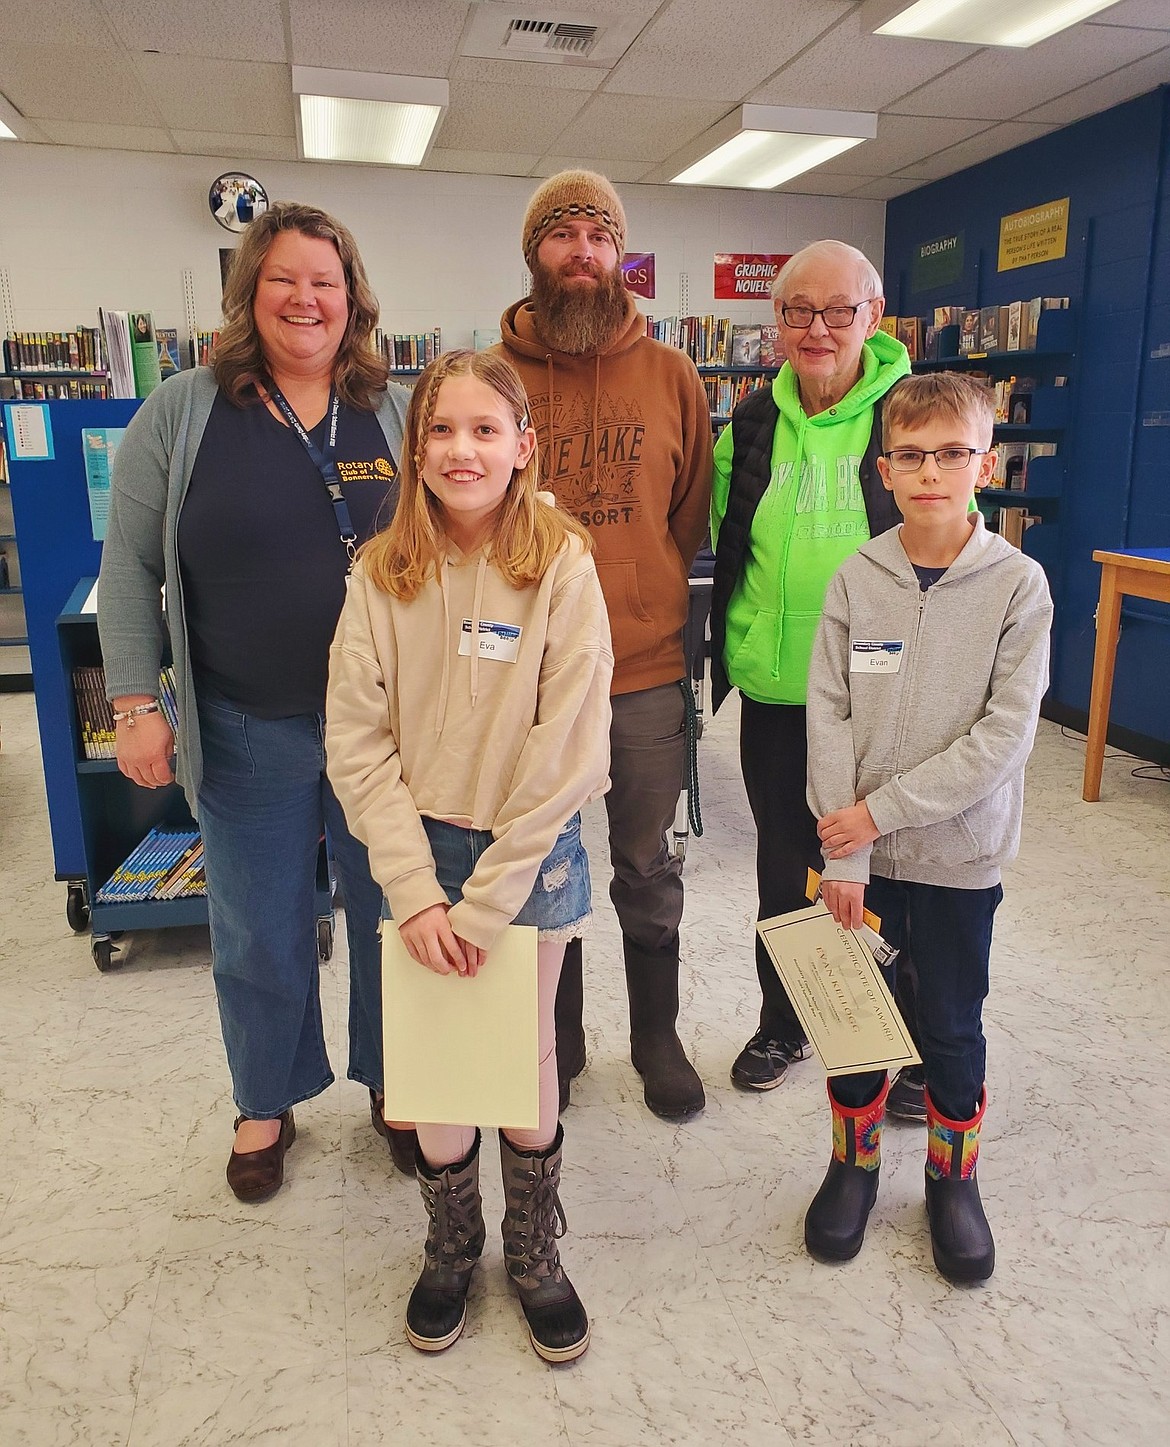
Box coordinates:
[504,19,599,58]
[461,6,640,69]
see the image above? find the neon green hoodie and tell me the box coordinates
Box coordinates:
[711,330,910,705]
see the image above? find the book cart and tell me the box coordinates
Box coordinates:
[4,398,334,971]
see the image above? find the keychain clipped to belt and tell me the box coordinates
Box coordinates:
[264,379,358,567]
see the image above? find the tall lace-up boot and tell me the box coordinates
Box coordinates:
[804,1076,890,1262]
[405,1132,486,1352]
[499,1124,589,1363]
[925,1087,994,1283]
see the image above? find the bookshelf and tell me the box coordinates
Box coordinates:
[911,305,1076,562]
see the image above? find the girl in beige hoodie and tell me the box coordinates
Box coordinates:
[326,351,612,1364]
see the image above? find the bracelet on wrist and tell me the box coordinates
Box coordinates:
[112,701,161,727]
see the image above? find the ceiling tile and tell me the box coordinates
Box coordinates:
[1019,48,1170,125]
[750,13,978,112]
[35,119,177,152]
[893,24,1160,121]
[438,78,591,151]
[898,122,1058,182]
[846,175,928,201]
[0,44,161,126]
[532,156,653,183]
[172,131,300,162]
[450,57,603,93]
[551,93,728,163]
[288,0,469,74]
[0,0,118,49]
[775,171,879,197]
[426,148,541,175]
[103,1,288,64]
[816,114,994,176]
[1088,0,1170,28]
[137,55,295,136]
[604,0,852,101]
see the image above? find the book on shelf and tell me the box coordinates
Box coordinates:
[933,306,964,327]
[7,377,109,400]
[73,663,179,760]
[979,306,1002,354]
[896,316,923,361]
[375,329,442,372]
[703,372,767,416]
[758,324,783,367]
[729,324,761,366]
[96,826,206,904]
[877,315,898,340]
[992,442,1028,490]
[156,327,182,376]
[99,309,163,399]
[3,327,105,374]
[189,330,220,368]
[959,309,981,355]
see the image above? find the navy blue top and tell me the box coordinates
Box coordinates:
[912,563,948,592]
[178,392,398,716]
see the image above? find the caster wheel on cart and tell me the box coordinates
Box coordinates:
[92,938,119,973]
[66,884,90,933]
[317,917,334,962]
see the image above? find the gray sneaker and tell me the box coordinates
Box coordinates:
[886,1064,927,1122]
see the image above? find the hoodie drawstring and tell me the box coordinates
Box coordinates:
[469,554,487,709]
[436,557,452,735]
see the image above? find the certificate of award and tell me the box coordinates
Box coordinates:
[757,903,921,1076]
[382,923,539,1129]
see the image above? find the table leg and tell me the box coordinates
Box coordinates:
[1083,567,1122,802]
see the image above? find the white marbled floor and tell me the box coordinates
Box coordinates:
[1,689,1168,1447]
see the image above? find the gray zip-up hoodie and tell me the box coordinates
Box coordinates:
[807,515,1053,890]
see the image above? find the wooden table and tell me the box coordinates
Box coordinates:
[1083,547,1170,800]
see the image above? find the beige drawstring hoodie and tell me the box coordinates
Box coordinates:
[326,526,613,951]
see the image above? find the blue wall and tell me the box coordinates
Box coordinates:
[884,87,1170,753]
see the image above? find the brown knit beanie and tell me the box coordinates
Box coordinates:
[521,169,627,266]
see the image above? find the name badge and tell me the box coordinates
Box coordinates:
[459,619,522,662]
[850,640,904,674]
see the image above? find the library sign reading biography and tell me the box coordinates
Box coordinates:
[911,232,964,293]
[998,197,1070,273]
[621,253,655,299]
[714,253,791,300]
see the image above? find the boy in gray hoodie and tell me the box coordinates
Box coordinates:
[803,372,1052,1283]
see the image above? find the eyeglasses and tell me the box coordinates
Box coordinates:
[882,447,987,472]
[778,301,871,329]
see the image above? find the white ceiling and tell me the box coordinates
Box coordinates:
[1,0,1168,199]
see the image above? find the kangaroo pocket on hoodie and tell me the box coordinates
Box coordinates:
[596,558,681,667]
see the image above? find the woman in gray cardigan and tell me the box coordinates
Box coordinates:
[98,202,414,1201]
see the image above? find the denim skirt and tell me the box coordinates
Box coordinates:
[421,812,591,941]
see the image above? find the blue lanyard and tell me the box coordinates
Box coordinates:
[264,380,357,562]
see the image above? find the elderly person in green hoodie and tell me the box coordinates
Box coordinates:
[710,239,911,1093]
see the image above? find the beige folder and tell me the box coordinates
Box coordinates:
[381,923,539,1129]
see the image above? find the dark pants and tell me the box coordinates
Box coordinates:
[832,876,1002,1123]
[604,683,687,953]
[739,697,822,1041]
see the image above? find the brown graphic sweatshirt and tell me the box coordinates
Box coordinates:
[498,294,712,695]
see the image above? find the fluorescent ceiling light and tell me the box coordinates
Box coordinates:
[0,120,15,141]
[292,67,448,165]
[669,105,876,190]
[872,0,1122,47]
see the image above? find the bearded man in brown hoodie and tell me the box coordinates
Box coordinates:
[497,170,713,1121]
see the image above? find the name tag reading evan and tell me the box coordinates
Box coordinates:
[850,640,904,674]
[459,619,522,662]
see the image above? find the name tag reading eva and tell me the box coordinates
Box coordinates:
[850,640,904,674]
[459,619,522,662]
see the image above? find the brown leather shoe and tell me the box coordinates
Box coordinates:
[369,1090,418,1176]
[226,1111,296,1203]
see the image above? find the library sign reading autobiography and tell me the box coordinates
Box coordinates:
[998,198,1070,273]
[622,253,655,299]
[714,253,791,300]
[911,232,964,293]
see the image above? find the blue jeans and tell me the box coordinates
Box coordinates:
[196,694,385,1119]
[831,876,1002,1123]
[421,813,591,938]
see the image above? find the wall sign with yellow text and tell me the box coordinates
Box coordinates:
[998,198,1069,273]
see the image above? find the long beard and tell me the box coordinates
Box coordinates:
[529,260,630,355]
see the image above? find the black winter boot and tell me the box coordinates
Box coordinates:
[555,938,586,1112]
[623,938,705,1121]
[405,1132,486,1352]
[804,1077,889,1262]
[925,1087,994,1284]
[499,1124,590,1363]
